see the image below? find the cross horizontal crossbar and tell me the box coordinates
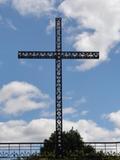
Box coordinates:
[18,51,99,59]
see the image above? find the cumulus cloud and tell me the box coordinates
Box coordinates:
[1,0,120,71]
[0,119,54,142]
[63,107,76,115]
[105,110,120,128]
[0,109,120,142]
[11,0,55,17]
[0,117,120,142]
[59,0,120,71]
[0,81,51,115]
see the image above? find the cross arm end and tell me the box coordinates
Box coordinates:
[62,51,99,59]
[18,51,56,59]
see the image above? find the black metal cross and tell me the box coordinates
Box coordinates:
[18,17,99,158]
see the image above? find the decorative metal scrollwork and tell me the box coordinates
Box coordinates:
[62,51,99,59]
[0,143,43,159]
[18,51,56,59]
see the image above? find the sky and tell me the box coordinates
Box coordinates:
[0,0,120,143]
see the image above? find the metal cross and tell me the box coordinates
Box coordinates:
[18,17,99,158]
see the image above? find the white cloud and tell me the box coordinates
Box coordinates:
[0,117,119,142]
[0,81,51,115]
[0,119,55,142]
[0,110,120,142]
[40,111,55,118]
[80,110,88,116]
[0,16,17,31]
[41,106,77,118]
[63,96,87,116]
[6,19,17,31]
[63,96,72,100]
[46,19,55,33]
[63,91,74,100]
[11,0,55,17]
[59,0,120,71]
[63,107,76,115]
[105,110,120,128]
[1,0,120,72]
[64,119,119,142]
[74,97,87,107]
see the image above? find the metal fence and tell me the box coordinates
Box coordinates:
[85,142,120,154]
[0,142,44,159]
[0,142,120,159]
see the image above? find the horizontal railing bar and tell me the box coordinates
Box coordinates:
[85,142,120,144]
[0,142,44,144]
[0,142,119,144]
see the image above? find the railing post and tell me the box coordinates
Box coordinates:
[8,143,10,158]
[18,143,20,157]
[30,143,32,156]
[105,143,106,154]
[116,143,117,154]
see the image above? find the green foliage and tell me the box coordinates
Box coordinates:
[40,128,85,157]
[40,128,98,159]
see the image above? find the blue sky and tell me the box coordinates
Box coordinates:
[0,0,120,142]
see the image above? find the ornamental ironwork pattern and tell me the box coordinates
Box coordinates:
[18,51,99,59]
[0,142,43,159]
[18,17,99,158]
[85,142,120,154]
[0,142,119,159]
[55,18,63,158]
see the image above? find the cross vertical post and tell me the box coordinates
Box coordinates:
[55,18,63,158]
[18,17,99,159]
